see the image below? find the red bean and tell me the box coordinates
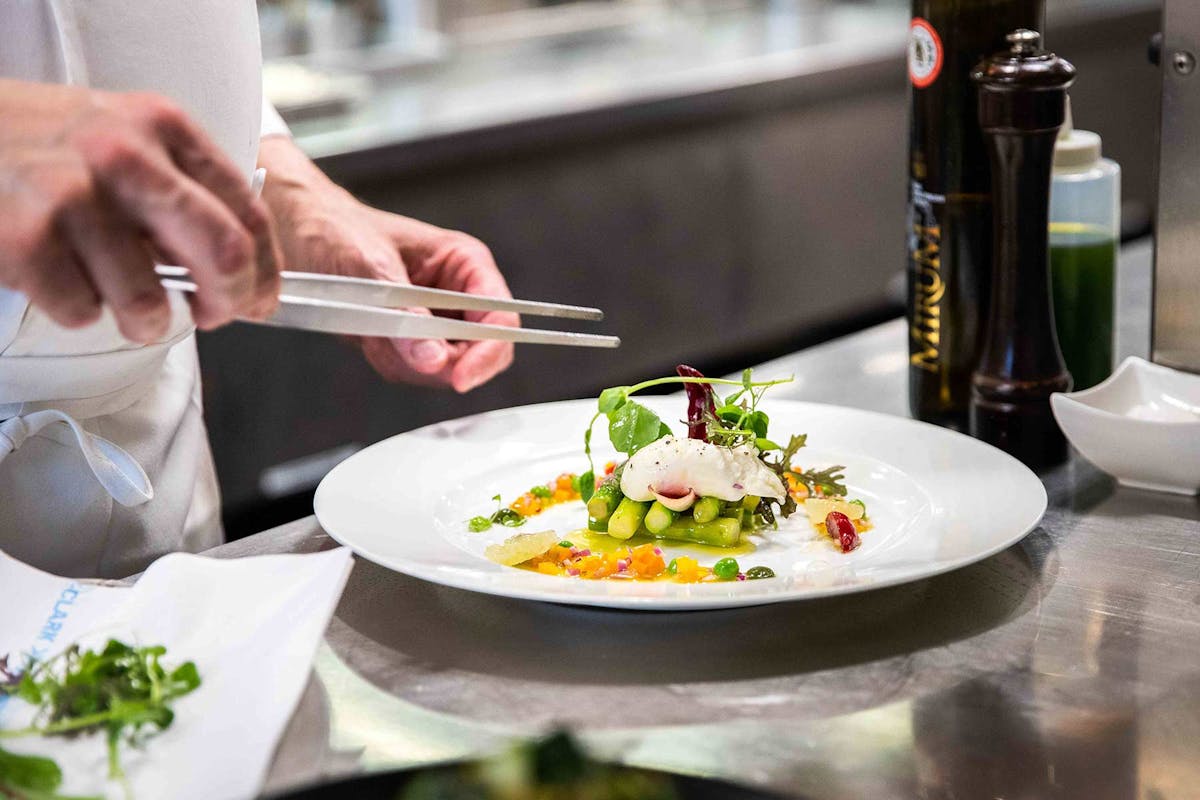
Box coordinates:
[825,511,860,553]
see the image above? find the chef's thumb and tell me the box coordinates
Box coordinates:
[393,308,449,374]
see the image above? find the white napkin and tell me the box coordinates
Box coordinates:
[0,546,353,800]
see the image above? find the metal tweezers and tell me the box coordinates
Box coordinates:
[156,265,619,349]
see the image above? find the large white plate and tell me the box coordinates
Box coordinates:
[314,399,1046,610]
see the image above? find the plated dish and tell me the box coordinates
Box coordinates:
[314,372,1047,610]
[474,367,874,583]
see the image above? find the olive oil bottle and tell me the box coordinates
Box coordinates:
[906,0,1045,429]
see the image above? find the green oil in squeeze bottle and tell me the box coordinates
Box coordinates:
[907,0,1045,429]
[1050,102,1120,390]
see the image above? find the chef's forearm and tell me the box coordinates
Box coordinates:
[256,136,359,227]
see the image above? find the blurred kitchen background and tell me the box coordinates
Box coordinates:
[206,0,1162,535]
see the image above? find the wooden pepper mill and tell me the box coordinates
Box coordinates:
[969,30,1075,470]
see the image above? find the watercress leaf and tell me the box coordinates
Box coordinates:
[597,387,628,414]
[169,662,201,693]
[102,640,132,658]
[716,406,743,427]
[0,745,63,793]
[608,401,670,456]
[755,438,781,451]
[747,410,770,439]
[491,494,501,504]
[15,674,42,705]
[578,470,595,503]
[722,390,745,407]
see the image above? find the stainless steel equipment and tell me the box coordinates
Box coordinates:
[1154,0,1200,371]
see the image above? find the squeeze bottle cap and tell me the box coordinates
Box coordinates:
[1055,96,1103,171]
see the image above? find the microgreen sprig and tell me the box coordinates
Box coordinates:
[0,640,200,799]
[468,495,526,532]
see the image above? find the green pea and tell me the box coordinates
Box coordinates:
[468,516,492,532]
[667,558,679,575]
[531,486,553,499]
[746,566,775,580]
[713,557,740,581]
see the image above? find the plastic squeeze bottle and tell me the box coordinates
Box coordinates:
[1049,100,1121,391]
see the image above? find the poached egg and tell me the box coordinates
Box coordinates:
[619,436,786,504]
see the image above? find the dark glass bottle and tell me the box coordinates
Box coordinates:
[906,0,1046,429]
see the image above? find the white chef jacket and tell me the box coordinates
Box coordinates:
[0,1,289,578]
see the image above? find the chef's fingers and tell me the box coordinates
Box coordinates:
[0,151,99,328]
[15,241,103,329]
[438,246,517,393]
[79,135,257,329]
[329,244,451,377]
[361,335,456,387]
[449,312,517,394]
[388,307,452,376]
[148,105,281,317]
[61,198,168,344]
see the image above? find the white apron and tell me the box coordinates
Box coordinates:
[0,0,277,578]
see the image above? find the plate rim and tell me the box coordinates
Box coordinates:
[314,398,1047,611]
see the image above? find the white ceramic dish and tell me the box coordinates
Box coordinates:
[1052,356,1200,495]
[314,398,1047,610]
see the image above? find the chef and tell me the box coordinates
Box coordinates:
[0,2,518,579]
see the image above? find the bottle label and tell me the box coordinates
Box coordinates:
[908,180,946,373]
[908,18,943,89]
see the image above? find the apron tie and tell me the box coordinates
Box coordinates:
[0,410,153,507]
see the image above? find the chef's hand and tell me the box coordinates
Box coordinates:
[257,137,517,393]
[0,79,281,341]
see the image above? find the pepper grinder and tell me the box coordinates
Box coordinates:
[969,30,1075,470]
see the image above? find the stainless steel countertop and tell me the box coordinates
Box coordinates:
[214,240,1200,798]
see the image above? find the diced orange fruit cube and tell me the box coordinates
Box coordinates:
[510,494,542,516]
[629,544,665,577]
[673,556,700,582]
